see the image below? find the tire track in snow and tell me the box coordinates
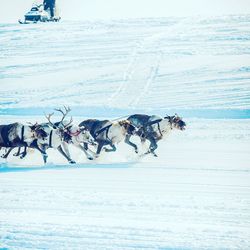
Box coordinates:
[132,51,163,106]
[106,35,162,108]
[107,21,184,108]
[107,40,144,106]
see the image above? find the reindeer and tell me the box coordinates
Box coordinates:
[27,107,78,164]
[125,114,186,157]
[79,119,136,158]
[48,106,95,161]
[11,107,94,164]
[0,122,47,159]
[10,108,75,164]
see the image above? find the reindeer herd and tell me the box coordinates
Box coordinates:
[0,107,186,164]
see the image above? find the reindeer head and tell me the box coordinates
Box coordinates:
[78,126,96,145]
[62,130,73,143]
[165,114,186,130]
[45,106,74,141]
[28,122,48,139]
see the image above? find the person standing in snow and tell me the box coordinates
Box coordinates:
[43,0,56,19]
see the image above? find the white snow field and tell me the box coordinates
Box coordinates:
[1,16,250,249]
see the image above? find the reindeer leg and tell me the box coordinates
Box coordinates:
[61,142,74,161]
[104,144,116,152]
[146,137,158,157]
[57,145,76,164]
[84,142,88,150]
[125,134,138,153]
[1,148,13,159]
[73,143,94,160]
[83,142,96,155]
[20,147,27,159]
[13,147,21,156]
[34,143,48,164]
[95,142,104,158]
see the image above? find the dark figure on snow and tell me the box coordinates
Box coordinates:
[43,0,56,18]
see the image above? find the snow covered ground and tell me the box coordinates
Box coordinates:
[0,117,250,249]
[1,16,250,114]
[0,16,250,249]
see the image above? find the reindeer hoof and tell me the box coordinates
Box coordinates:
[13,153,19,156]
[69,160,76,164]
[88,157,94,160]
[20,154,26,159]
[104,147,109,152]
[135,149,138,154]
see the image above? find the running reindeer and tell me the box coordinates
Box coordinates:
[0,122,47,159]
[79,118,136,158]
[10,106,95,164]
[5,113,75,164]
[125,114,186,157]
[45,106,95,161]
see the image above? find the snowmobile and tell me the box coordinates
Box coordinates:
[18,2,60,24]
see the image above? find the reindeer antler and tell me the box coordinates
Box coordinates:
[45,112,55,127]
[54,106,71,123]
[63,116,73,128]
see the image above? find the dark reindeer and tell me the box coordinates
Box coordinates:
[0,122,47,159]
[79,119,135,158]
[125,114,186,157]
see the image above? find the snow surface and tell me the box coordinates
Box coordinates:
[1,16,250,114]
[0,16,250,249]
